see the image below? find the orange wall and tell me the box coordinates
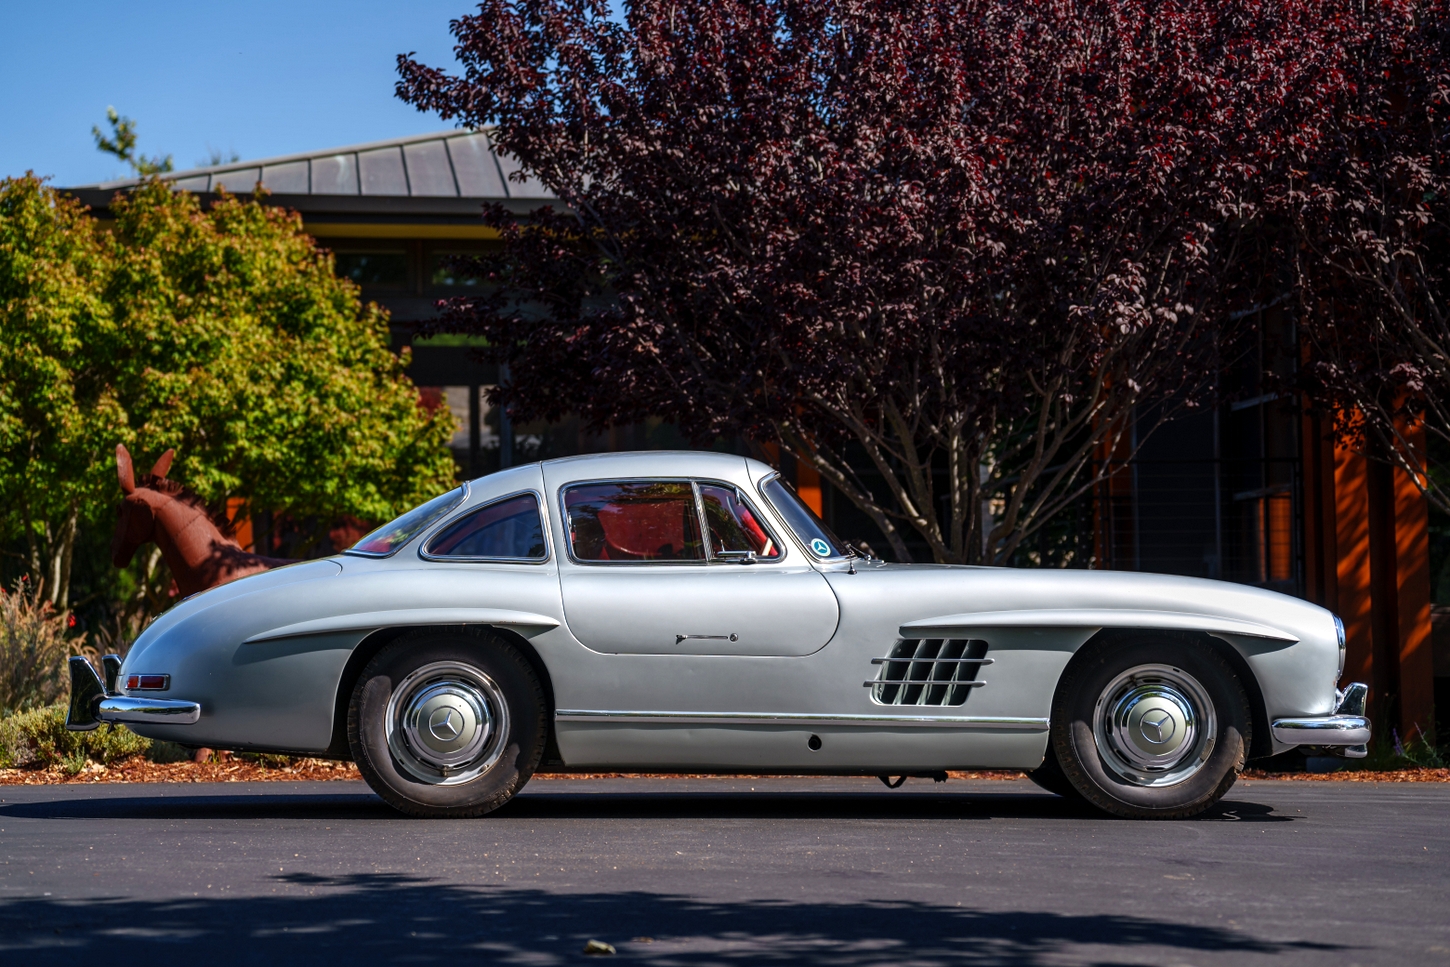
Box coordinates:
[1308,413,1436,739]
[226,497,254,553]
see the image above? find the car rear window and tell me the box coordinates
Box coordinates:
[563,481,705,561]
[424,493,547,560]
[350,488,466,556]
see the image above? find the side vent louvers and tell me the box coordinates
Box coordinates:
[867,638,991,707]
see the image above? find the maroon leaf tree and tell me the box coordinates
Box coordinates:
[1289,0,1450,512]
[398,0,1355,563]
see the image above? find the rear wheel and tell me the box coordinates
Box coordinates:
[1051,635,1251,819]
[348,631,547,818]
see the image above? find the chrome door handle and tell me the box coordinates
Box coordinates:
[675,633,739,643]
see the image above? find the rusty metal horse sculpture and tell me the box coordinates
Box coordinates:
[111,445,289,597]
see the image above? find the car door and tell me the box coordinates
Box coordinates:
[553,477,840,656]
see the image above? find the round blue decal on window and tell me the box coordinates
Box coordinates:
[810,538,831,556]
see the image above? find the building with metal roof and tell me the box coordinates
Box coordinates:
[69,129,556,220]
[67,130,567,482]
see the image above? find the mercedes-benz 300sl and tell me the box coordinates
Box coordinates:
[68,451,1369,818]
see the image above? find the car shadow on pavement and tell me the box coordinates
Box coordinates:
[500,789,1293,823]
[0,787,1290,823]
[0,874,1347,965]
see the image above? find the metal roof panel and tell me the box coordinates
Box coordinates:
[67,129,556,203]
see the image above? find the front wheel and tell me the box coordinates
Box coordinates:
[348,631,547,818]
[1051,635,1251,819]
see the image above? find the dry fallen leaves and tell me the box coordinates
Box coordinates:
[0,757,360,785]
[1,762,1443,785]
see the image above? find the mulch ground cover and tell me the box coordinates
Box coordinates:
[0,757,361,785]
[1242,767,1449,782]
[1,761,1445,785]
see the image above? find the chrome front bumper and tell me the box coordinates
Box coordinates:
[1270,682,1370,758]
[65,656,200,731]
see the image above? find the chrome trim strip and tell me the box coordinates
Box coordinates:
[243,607,561,643]
[900,609,1299,643]
[554,709,1049,730]
[1270,714,1371,747]
[862,679,987,688]
[870,657,994,665]
[97,696,202,726]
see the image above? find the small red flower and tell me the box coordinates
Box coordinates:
[68,614,77,628]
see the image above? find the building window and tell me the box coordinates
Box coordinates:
[334,250,408,289]
[429,250,487,291]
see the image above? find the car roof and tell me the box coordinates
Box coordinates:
[537,449,774,485]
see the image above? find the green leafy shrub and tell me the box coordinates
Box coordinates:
[0,582,74,714]
[0,705,150,772]
[147,740,193,764]
[1354,723,1445,771]
[1391,726,1445,769]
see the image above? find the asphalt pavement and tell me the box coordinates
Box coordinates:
[0,775,1445,965]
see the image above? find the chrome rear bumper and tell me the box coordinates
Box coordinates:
[65,656,200,731]
[1270,682,1370,758]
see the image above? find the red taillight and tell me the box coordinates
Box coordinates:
[125,674,169,690]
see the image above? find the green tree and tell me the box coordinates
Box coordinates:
[92,107,173,176]
[0,175,121,607]
[0,174,456,610]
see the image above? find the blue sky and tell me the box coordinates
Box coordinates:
[1,1,475,186]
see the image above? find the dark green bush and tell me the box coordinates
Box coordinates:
[0,705,150,772]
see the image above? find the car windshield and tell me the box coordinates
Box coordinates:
[349,487,466,556]
[760,476,851,559]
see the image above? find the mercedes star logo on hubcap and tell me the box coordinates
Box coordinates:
[1139,708,1174,744]
[429,706,462,741]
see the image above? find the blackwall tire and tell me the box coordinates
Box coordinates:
[1051,634,1251,820]
[1025,740,1085,802]
[347,630,547,818]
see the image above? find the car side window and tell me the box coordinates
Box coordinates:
[425,493,547,560]
[564,481,705,562]
[698,484,781,560]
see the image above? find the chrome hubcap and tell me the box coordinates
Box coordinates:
[1093,664,1216,787]
[386,661,509,785]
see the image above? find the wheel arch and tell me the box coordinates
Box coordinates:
[325,624,559,763]
[1053,627,1272,761]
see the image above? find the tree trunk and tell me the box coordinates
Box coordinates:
[43,506,78,610]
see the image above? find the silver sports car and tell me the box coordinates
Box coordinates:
[67,451,1369,818]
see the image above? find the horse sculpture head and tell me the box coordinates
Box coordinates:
[111,444,179,567]
[110,444,288,596]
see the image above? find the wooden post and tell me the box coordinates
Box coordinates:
[1393,428,1437,742]
[1334,442,1378,718]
